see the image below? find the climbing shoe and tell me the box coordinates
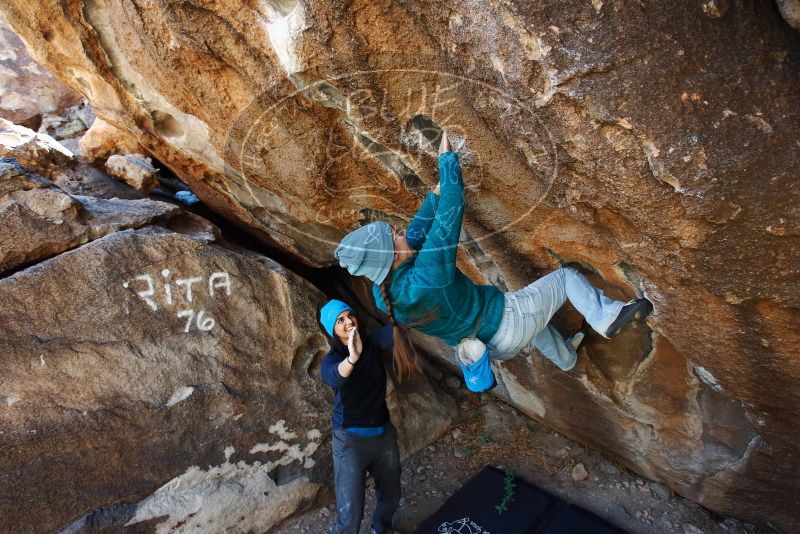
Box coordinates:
[605,298,653,338]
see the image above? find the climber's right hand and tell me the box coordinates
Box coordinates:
[438,130,451,155]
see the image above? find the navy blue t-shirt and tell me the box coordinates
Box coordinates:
[321,325,393,430]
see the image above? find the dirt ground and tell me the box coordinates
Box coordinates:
[275,382,772,534]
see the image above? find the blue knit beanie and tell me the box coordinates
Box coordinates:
[319,299,354,337]
[334,222,394,284]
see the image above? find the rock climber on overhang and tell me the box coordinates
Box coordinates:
[334,131,653,390]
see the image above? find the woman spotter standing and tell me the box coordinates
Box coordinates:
[319,299,401,534]
[334,132,652,384]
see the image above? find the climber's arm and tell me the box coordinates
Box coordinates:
[405,192,440,251]
[405,131,451,250]
[410,150,464,287]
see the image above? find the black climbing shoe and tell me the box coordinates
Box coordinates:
[605,298,653,338]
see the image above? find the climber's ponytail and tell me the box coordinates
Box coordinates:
[379,279,423,383]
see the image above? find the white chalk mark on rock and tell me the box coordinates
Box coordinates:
[176,309,195,333]
[251,421,322,469]
[209,272,232,297]
[132,274,158,311]
[166,386,194,407]
[175,277,202,302]
[125,422,323,531]
[162,269,173,305]
[693,364,722,391]
[260,1,307,75]
[268,419,298,440]
[177,309,216,333]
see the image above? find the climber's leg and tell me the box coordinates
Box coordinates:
[491,268,575,361]
[488,267,627,361]
[559,266,626,337]
[486,289,577,369]
[604,298,653,338]
[487,292,536,360]
[510,266,626,338]
[531,324,578,371]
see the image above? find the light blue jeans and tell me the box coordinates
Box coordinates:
[487,267,625,369]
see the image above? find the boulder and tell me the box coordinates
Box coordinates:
[571,463,589,482]
[0,216,455,533]
[37,99,94,140]
[105,153,160,193]
[79,117,144,164]
[0,223,328,533]
[387,369,458,457]
[0,117,73,173]
[0,158,183,275]
[0,18,82,128]
[0,118,144,200]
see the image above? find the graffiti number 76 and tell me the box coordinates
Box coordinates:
[176,309,216,333]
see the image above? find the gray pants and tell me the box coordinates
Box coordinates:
[488,267,624,368]
[331,425,401,534]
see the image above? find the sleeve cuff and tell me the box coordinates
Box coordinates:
[438,151,458,164]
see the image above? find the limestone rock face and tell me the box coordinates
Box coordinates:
[0,222,327,533]
[0,117,74,172]
[0,18,82,128]
[1,0,799,530]
[0,118,144,199]
[105,153,160,193]
[79,117,144,164]
[36,99,95,155]
[0,195,455,532]
[777,0,800,30]
[0,158,182,275]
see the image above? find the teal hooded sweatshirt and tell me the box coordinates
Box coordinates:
[372,151,504,346]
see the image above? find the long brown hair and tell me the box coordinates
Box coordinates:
[378,277,426,383]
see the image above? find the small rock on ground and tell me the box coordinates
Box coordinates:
[571,462,589,482]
